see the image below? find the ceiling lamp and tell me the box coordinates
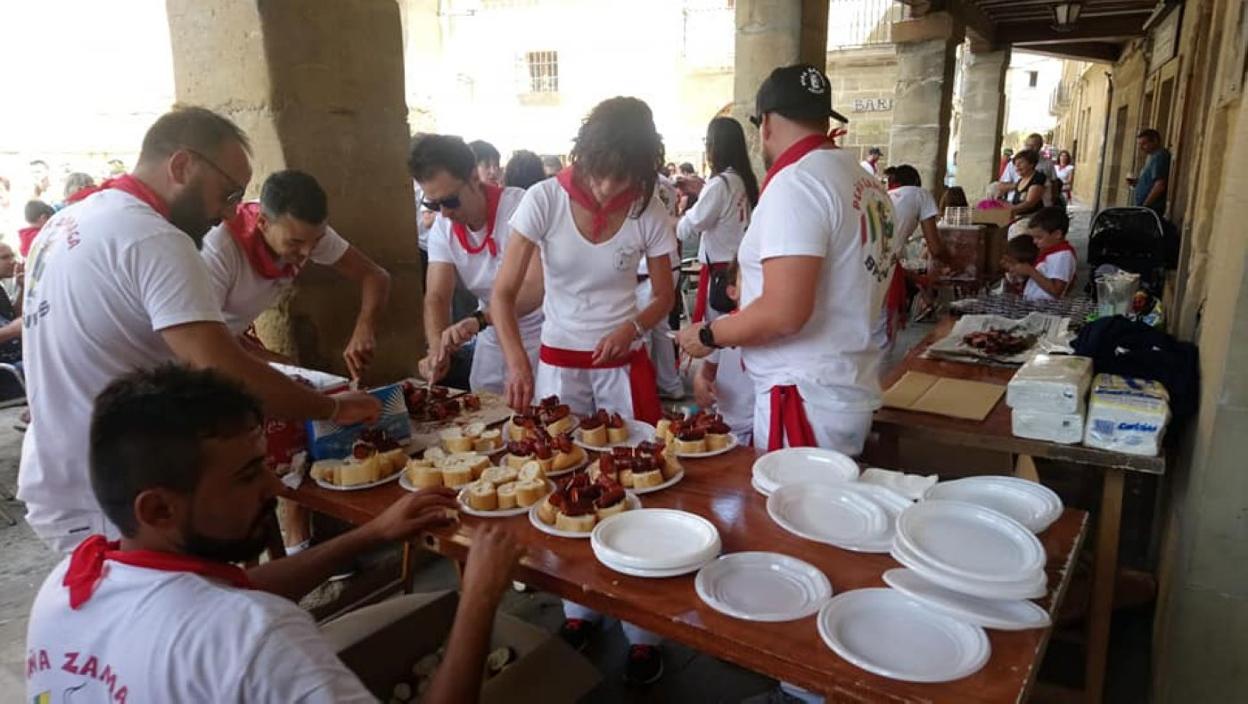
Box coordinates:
[1052,1,1083,30]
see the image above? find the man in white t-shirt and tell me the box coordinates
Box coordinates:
[408,135,545,394]
[200,169,391,378]
[1007,206,1077,301]
[678,64,893,455]
[877,164,948,346]
[17,107,380,553]
[860,146,882,176]
[26,365,521,703]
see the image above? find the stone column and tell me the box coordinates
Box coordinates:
[956,46,1011,198]
[165,0,424,382]
[887,12,964,192]
[732,0,830,173]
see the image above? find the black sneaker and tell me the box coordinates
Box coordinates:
[624,644,664,685]
[558,618,594,652]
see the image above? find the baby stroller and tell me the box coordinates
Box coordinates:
[1084,206,1169,296]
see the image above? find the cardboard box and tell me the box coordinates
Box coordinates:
[972,207,1014,227]
[337,592,601,703]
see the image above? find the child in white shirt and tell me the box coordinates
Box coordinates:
[1005,206,1077,301]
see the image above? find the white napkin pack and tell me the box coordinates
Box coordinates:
[1011,409,1084,444]
[1083,375,1170,456]
[1006,354,1093,414]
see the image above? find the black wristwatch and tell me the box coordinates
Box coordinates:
[698,322,723,350]
[471,310,489,330]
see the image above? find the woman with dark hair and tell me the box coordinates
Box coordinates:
[1055,149,1074,203]
[938,186,969,211]
[504,149,547,190]
[1005,149,1047,217]
[678,116,758,323]
[490,96,675,684]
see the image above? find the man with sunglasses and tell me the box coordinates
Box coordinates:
[200,169,391,379]
[18,107,381,553]
[408,135,544,393]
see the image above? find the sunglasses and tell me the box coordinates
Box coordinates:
[187,148,245,206]
[420,193,462,212]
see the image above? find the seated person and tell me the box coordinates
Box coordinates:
[1004,207,1076,301]
[0,243,22,364]
[26,365,522,703]
[1000,235,1039,296]
[18,200,54,258]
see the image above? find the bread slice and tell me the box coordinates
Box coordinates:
[496,482,518,510]
[380,448,409,476]
[580,425,607,447]
[675,436,707,454]
[464,421,487,439]
[465,480,498,511]
[505,452,533,470]
[534,455,554,473]
[660,453,683,480]
[338,458,376,486]
[406,461,443,489]
[546,414,576,436]
[481,466,518,487]
[473,429,502,453]
[706,433,733,451]
[507,417,528,442]
[515,479,548,508]
[518,461,546,483]
[423,446,447,464]
[440,457,474,488]
[596,499,628,520]
[607,425,629,444]
[537,494,559,524]
[441,427,474,453]
[310,459,340,483]
[619,468,634,488]
[551,445,585,472]
[555,512,596,533]
[632,469,664,489]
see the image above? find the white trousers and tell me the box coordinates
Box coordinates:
[751,379,875,456]
[635,279,683,397]
[469,316,542,395]
[710,347,754,446]
[534,359,637,419]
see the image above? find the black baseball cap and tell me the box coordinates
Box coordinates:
[750,64,849,127]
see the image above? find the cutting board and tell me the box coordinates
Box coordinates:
[408,390,513,451]
[882,371,1005,421]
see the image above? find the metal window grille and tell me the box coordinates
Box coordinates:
[524,50,559,94]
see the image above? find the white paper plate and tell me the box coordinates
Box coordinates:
[674,433,741,458]
[456,480,553,518]
[575,418,657,451]
[923,476,1063,534]
[695,552,833,622]
[889,540,1048,600]
[817,588,991,683]
[766,482,888,548]
[593,552,712,578]
[502,415,580,442]
[591,508,721,570]
[896,500,1046,583]
[751,477,774,496]
[883,568,1052,631]
[752,447,860,495]
[528,493,642,539]
[314,470,403,492]
[629,468,684,495]
[834,483,913,554]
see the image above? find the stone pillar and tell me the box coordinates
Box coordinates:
[732,0,830,173]
[956,46,1011,198]
[165,0,424,382]
[887,12,964,193]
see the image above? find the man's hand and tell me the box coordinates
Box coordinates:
[418,349,451,384]
[332,391,382,425]
[460,524,524,607]
[677,323,713,359]
[441,317,481,354]
[365,487,459,543]
[692,367,718,409]
[343,325,376,380]
[505,359,534,411]
[592,322,636,366]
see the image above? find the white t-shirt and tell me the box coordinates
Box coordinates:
[1002,156,1058,184]
[1024,248,1077,301]
[17,189,224,541]
[427,186,543,332]
[860,160,877,176]
[200,215,350,335]
[509,179,676,351]
[737,148,892,410]
[1055,164,1074,187]
[414,181,432,250]
[676,169,751,264]
[26,558,373,703]
[887,185,939,261]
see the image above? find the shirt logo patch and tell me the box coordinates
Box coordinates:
[614,245,641,272]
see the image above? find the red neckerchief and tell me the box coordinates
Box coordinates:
[452,183,502,256]
[1034,240,1076,266]
[538,346,661,424]
[18,226,41,258]
[64,534,253,610]
[760,133,840,194]
[225,202,297,280]
[768,385,817,451]
[65,174,171,219]
[556,166,639,238]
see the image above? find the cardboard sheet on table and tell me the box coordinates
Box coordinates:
[408,390,513,451]
[883,371,1005,421]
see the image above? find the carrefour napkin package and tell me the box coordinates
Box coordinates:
[1012,409,1085,444]
[1007,354,1093,414]
[1083,375,1170,456]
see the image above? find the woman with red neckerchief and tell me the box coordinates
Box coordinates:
[490,96,675,685]
[677,64,895,458]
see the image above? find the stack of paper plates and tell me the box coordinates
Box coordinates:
[923,476,1063,533]
[590,509,720,578]
[751,447,860,496]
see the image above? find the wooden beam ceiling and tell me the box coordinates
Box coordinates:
[1014,41,1124,63]
[995,12,1152,43]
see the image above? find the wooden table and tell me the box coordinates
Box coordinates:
[873,318,1165,703]
[291,447,1088,702]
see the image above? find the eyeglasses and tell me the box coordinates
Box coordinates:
[420,193,462,212]
[186,148,245,206]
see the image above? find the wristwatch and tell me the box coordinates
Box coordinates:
[698,322,723,350]
[471,310,489,330]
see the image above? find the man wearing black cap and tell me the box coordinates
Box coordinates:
[678,63,896,456]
